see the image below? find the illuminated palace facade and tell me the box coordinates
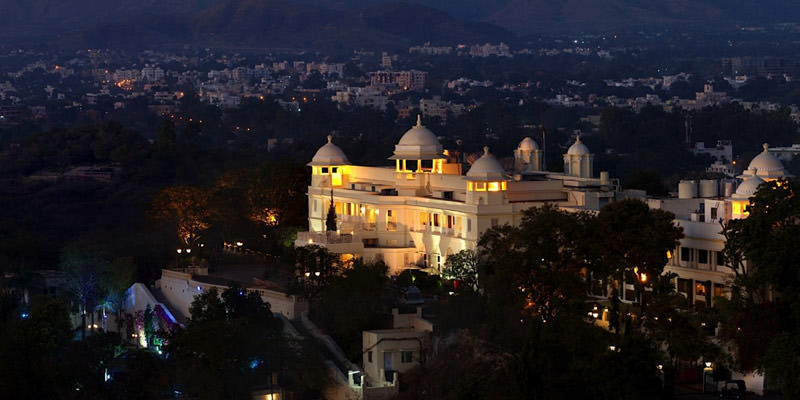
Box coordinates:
[296,116,619,274]
[295,118,791,312]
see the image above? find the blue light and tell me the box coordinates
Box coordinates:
[20,312,29,319]
[249,357,263,369]
[196,285,201,292]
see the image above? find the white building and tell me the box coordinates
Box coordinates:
[295,117,620,274]
[331,87,388,111]
[155,268,307,320]
[652,143,791,308]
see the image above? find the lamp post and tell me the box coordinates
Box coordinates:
[634,267,647,315]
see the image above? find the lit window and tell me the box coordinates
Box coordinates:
[488,182,500,191]
[696,283,707,296]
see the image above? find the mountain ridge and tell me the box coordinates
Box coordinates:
[48,0,516,51]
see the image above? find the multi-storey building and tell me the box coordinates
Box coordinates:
[296,117,619,273]
[651,143,791,308]
[296,119,791,314]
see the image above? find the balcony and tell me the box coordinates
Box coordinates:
[296,231,359,245]
[410,225,460,238]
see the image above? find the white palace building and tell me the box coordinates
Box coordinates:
[295,116,620,274]
[294,117,791,312]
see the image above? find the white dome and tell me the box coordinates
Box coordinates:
[567,136,590,155]
[308,135,350,166]
[732,171,765,199]
[745,143,786,179]
[467,147,506,181]
[389,115,445,160]
[518,137,539,151]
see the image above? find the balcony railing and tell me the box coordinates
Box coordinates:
[296,231,359,245]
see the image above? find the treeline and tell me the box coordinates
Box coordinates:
[593,103,798,193]
[0,119,308,282]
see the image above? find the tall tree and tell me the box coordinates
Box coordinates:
[169,286,289,399]
[61,250,108,340]
[314,260,391,361]
[479,204,592,323]
[442,249,480,292]
[101,256,137,336]
[719,178,800,395]
[325,199,337,232]
[150,185,211,248]
[0,295,74,398]
[593,199,683,326]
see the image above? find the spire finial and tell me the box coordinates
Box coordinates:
[327,135,332,143]
[483,146,490,156]
[416,114,422,127]
[763,142,769,151]
[575,134,581,143]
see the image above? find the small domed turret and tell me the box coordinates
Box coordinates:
[744,143,787,180]
[389,115,444,160]
[308,135,350,166]
[733,168,765,199]
[567,135,590,155]
[467,147,506,181]
[563,135,594,178]
[518,137,539,151]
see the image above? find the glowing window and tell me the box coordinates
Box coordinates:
[475,182,486,191]
[331,171,342,186]
[696,283,707,296]
[488,182,500,191]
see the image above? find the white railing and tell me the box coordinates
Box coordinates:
[296,231,359,245]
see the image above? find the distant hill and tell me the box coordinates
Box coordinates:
[50,0,515,51]
[0,0,221,42]
[485,0,800,34]
[295,0,510,21]
[7,0,800,49]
